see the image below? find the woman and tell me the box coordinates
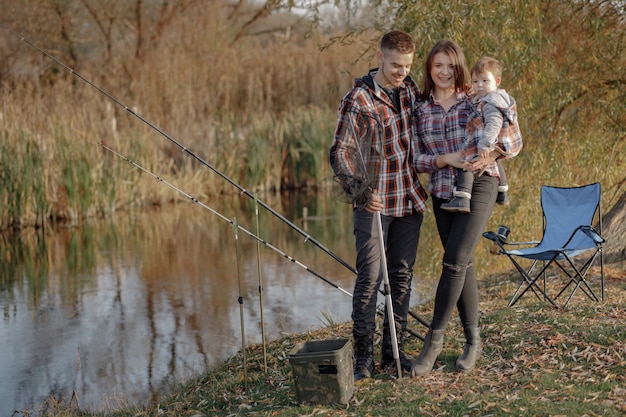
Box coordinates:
[411,40,520,376]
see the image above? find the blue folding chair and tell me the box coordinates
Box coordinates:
[483,183,605,308]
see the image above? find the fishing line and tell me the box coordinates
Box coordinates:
[99,142,427,339]
[0,25,356,276]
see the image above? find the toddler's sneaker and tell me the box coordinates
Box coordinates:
[441,196,470,213]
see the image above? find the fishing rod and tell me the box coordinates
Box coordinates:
[1,25,356,276]
[99,142,427,339]
[100,142,354,295]
[253,197,268,373]
[233,217,248,391]
[375,212,402,378]
[1,25,430,335]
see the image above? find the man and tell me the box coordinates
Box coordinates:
[329,30,427,380]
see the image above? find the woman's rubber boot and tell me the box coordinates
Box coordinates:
[410,329,445,377]
[456,326,482,373]
[353,333,374,381]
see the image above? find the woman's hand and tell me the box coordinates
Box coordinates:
[469,150,499,175]
[436,151,469,169]
[365,192,383,213]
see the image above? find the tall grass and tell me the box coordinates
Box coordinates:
[0,130,46,228]
[0,1,623,231]
[1,70,622,241]
[0,12,375,229]
[0,72,355,229]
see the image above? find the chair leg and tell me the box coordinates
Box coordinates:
[507,256,559,308]
[600,248,605,302]
[557,254,601,308]
[502,247,604,309]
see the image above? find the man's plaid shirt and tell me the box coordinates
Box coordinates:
[329,70,428,217]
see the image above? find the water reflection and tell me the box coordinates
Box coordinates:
[0,193,441,415]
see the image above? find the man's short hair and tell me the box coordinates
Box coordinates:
[380,30,415,54]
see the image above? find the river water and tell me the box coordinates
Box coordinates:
[0,193,441,416]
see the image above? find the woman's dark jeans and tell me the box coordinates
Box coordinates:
[430,174,498,330]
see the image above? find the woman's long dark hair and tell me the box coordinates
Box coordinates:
[421,40,471,100]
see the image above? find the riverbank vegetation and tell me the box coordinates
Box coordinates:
[27,263,626,416]
[0,0,624,232]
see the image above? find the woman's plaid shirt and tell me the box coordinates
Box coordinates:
[413,92,472,200]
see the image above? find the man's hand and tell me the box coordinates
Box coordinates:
[366,192,383,213]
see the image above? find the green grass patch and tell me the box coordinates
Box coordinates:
[27,266,626,417]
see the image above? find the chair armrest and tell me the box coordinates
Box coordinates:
[482,231,539,246]
[580,225,605,244]
[482,231,502,243]
[504,240,541,246]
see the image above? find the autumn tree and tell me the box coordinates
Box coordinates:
[329,0,626,261]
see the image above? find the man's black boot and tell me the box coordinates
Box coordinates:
[353,333,375,381]
[381,326,413,372]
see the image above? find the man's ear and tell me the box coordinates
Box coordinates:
[377,49,384,63]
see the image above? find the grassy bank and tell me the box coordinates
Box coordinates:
[30,263,626,417]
